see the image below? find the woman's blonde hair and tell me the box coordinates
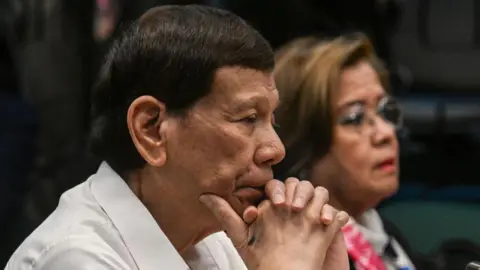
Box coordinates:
[273,33,389,178]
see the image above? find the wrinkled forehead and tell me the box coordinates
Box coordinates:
[208,66,278,108]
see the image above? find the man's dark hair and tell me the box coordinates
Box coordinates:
[89,5,274,175]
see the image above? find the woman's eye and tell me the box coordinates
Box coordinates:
[379,100,402,128]
[339,112,364,126]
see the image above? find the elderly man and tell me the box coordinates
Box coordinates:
[6,5,348,270]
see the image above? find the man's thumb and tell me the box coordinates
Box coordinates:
[199,194,248,245]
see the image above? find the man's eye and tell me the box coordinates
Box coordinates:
[339,112,364,126]
[242,114,258,124]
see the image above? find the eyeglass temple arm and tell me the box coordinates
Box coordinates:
[466,262,480,270]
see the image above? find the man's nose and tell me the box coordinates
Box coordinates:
[254,128,286,166]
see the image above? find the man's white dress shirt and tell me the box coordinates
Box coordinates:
[6,162,247,270]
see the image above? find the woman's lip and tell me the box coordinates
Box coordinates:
[374,157,397,172]
[376,157,395,166]
[379,163,396,173]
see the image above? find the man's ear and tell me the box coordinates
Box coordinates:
[127,95,167,167]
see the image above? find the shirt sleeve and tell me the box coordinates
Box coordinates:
[213,232,247,269]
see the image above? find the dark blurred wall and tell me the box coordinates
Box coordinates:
[218,0,400,65]
[1,0,98,264]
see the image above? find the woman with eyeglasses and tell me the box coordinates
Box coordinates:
[273,34,422,270]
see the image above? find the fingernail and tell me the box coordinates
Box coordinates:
[292,198,304,208]
[272,193,284,204]
[337,211,349,222]
[322,212,333,222]
[199,195,211,206]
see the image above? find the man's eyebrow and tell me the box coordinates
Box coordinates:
[230,95,268,113]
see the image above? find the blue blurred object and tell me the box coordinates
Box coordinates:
[379,200,480,253]
[386,184,480,202]
[0,92,37,226]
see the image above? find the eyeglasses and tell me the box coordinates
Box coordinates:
[337,96,403,131]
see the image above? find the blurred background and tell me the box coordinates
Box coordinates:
[1,0,480,266]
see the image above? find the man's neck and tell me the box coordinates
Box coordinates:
[127,168,216,254]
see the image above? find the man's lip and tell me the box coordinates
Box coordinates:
[235,171,273,189]
[233,187,266,207]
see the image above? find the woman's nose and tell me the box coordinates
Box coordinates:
[371,116,396,146]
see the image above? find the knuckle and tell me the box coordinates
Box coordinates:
[273,183,285,195]
[314,186,329,201]
[258,199,272,210]
[329,205,339,215]
[275,186,284,195]
[265,180,284,198]
[285,177,300,185]
[293,193,306,203]
[323,204,338,216]
[267,179,283,189]
[337,211,350,223]
[299,180,314,190]
[305,210,319,224]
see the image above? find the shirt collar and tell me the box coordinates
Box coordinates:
[90,162,189,270]
[349,209,390,254]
